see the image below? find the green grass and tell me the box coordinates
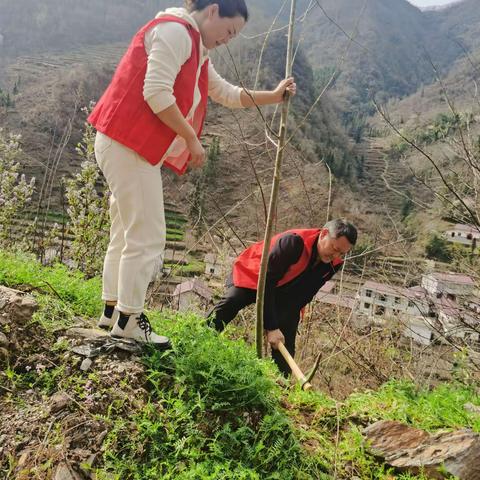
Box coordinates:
[165,258,205,276]
[95,313,328,480]
[1,249,479,479]
[165,227,185,242]
[344,380,480,433]
[18,209,69,223]
[0,249,102,318]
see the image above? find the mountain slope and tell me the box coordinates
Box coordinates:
[1,250,479,479]
[0,0,171,56]
[429,0,480,52]
[2,0,478,114]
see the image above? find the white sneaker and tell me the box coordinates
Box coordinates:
[111,312,171,349]
[97,306,119,330]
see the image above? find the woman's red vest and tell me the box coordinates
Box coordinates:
[88,16,209,175]
[232,229,344,290]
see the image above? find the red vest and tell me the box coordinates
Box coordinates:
[232,228,344,290]
[88,16,209,175]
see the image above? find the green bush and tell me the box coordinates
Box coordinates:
[0,129,35,247]
[64,108,110,277]
[425,234,452,262]
[99,313,315,479]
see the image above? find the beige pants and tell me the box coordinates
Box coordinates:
[95,132,166,313]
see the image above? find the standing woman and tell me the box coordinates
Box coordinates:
[89,0,296,347]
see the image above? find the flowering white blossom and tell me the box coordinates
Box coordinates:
[0,129,35,247]
[64,105,110,277]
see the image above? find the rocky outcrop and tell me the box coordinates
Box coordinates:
[364,420,480,479]
[0,286,38,362]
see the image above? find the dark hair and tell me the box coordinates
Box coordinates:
[185,0,249,21]
[324,218,358,246]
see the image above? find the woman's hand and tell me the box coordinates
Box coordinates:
[240,77,297,107]
[273,77,297,103]
[186,135,205,169]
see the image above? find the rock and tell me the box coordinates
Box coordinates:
[0,286,38,322]
[17,296,39,321]
[17,450,30,468]
[80,358,93,371]
[0,331,8,347]
[364,420,480,479]
[54,462,82,480]
[464,403,480,415]
[0,347,9,360]
[79,453,97,476]
[66,328,109,340]
[50,392,71,413]
[96,429,108,446]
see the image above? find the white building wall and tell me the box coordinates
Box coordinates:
[421,274,474,297]
[445,228,480,241]
[205,261,223,276]
[421,275,439,296]
[359,286,430,328]
[403,319,433,345]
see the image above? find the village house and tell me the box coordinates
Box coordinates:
[314,281,357,309]
[357,281,430,320]
[172,278,213,313]
[444,224,480,248]
[204,253,234,278]
[357,281,434,344]
[356,273,480,347]
[432,295,480,344]
[421,272,475,301]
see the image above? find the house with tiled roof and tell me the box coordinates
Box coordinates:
[314,281,358,309]
[444,224,480,248]
[421,272,475,300]
[173,278,213,313]
[204,253,235,278]
[357,272,480,346]
[357,281,433,344]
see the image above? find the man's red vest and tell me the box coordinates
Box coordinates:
[88,16,209,175]
[232,228,344,290]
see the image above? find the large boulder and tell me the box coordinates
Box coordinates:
[0,286,38,362]
[364,420,480,479]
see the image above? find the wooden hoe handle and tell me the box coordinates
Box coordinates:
[277,342,312,391]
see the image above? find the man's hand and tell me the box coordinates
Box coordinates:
[265,329,285,350]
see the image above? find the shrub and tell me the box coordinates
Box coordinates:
[64,106,110,277]
[0,129,35,247]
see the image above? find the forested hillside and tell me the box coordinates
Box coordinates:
[0,0,171,55]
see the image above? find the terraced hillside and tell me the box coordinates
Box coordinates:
[356,139,419,218]
[3,43,126,82]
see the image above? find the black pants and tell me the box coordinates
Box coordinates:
[207,284,300,376]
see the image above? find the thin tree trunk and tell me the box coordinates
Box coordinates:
[255,0,297,358]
